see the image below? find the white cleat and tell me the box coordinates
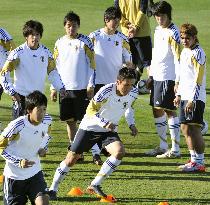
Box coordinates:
[156,149,181,159]
[145,146,167,156]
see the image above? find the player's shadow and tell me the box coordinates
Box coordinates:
[118,197,210,204]
[0,105,11,110]
[119,131,157,135]
[121,160,180,167]
[111,172,210,182]
[53,196,99,203]
[206,88,210,95]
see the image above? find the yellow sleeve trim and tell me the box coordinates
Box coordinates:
[192,56,204,85]
[168,36,181,61]
[0,40,16,52]
[48,125,51,135]
[1,59,19,75]
[0,136,8,154]
[0,133,19,153]
[53,46,59,60]
[47,58,56,74]
[122,40,131,53]
[86,99,107,117]
[84,45,96,70]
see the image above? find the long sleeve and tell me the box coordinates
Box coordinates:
[168,35,181,83]
[48,69,64,91]
[191,54,205,101]
[1,54,19,95]
[1,149,24,167]
[84,44,96,87]
[86,99,109,127]
[0,119,25,167]
[124,100,136,126]
[1,71,16,95]
[122,39,132,63]
[39,134,52,151]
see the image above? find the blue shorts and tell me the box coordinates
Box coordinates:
[179,100,205,126]
[150,80,176,111]
[3,171,47,205]
[69,129,121,154]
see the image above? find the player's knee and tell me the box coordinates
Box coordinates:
[114,148,125,160]
[35,192,49,205]
[65,151,80,166]
[181,124,189,136]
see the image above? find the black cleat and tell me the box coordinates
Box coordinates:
[0,84,3,100]
[47,190,57,200]
[100,148,110,157]
[93,154,103,165]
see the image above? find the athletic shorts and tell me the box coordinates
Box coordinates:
[129,36,152,72]
[59,89,89,121]
[69,129,121,154]
[150,80,176,111]
[179,100,205,126]
[3,171,47,205]
[0,83,3,100]
[94,84,105,95]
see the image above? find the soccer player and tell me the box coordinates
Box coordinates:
[115,0,153,82]
[0,28,16,132]
[50,11,95,146]
[145,1,181,158]
[89,6,133,164]
[0,20,65,119]
[0,90,51,205]
[174,23,206,172]
[48,67,138,200]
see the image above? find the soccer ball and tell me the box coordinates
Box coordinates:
[201,120,208,135]
[136,79,150,94]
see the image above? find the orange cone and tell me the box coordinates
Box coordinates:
[67,187,84,196]
[100,195,117,203]
[0,175,4,183]
[158,202,169,205]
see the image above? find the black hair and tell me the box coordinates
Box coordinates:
[23,20,43,37]
[64,11,80,26]
[104,6,121,22]
[152,1,172,20]
[117,67,136,81]
[25,90,47,112]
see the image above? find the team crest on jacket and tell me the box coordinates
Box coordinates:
[40,56,44,62]
[123,102,128,108]
[42,131,45,138]
[115,41,119,46]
